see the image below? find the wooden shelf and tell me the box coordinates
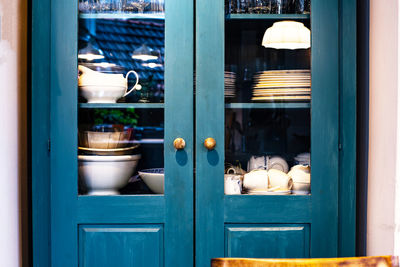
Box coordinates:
[79,103,164,109]
[225,103,310,109]
[79,12,165,20]
[226,13,310,20]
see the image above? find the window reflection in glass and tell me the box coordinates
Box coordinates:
[224,12,311,195]
[77,5,165,196]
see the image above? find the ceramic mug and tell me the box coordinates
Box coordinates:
[247,155,288,173]
[288,165,311,194]
[268,169,293,190]
[226,166,246,175]
[243,169,269,190]
[224,174,243,195]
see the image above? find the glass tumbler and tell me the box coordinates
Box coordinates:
[285,0,296,14]
[79,0,91,13]
[99,0,112,12]
[230,0,252,13]
[305,0,310,13]
[250,0,271,14]
[150,0,164,13]
[295,0,305,14]
[271,0,283,14]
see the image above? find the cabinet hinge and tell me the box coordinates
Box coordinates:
[48,139,51,152]
[338,143,342,151]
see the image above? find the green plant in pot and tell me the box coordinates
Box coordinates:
[93,108,139,128]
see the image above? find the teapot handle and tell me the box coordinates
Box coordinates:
[124,70,140,97]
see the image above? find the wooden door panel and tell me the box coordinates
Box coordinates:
[79,225,163,267]
[225,224,310,258]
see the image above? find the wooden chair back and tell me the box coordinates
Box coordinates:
[211,256,400,267]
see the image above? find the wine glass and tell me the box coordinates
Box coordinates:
[131,0,150,13]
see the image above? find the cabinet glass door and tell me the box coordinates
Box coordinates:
[78,2,166,196]
[196,0,339,265]
[50,0,193,266]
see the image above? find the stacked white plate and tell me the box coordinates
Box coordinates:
[252,69,311,101]
[224,71,236,98]
[246,189,291,195]
[294,152,310,165]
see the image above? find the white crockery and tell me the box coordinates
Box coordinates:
[291,182,310,194]
[288,165,311,194]
[269,156,289,173]
[138,168,164,194]
[78,65,139,103]
[224,174,243,195]
[78,154,141,195]
[243,169,269,190]
[247,155,288,173]
[268,169,293,190]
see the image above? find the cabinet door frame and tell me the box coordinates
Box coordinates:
[32,0,194,266]
[194,0,357,265]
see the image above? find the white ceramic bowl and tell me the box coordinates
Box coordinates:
[291,182,310,194]
[138,168,164,194]
[78,154,141,195]
[79,85,127,103]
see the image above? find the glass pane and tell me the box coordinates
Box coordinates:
[226,0,310,14]
[77,0,165,195]
[224,1,311,195]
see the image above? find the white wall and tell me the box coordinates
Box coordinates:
[0,1,28,266]
[368,0,400,256]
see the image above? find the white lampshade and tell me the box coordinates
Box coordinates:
[262,21,311,50]
[78,42,105,61]
[131,44,159,61]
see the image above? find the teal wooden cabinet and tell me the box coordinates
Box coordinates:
[32,0,356,266]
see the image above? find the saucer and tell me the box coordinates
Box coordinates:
[247,190,291,195]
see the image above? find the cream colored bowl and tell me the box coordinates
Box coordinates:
[78,154,141,195]
[79,85,128,103]
[138,168,164,194]
[79,130,132,149]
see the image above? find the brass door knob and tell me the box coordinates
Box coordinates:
[204,137,216,150]
[173,138,186,150]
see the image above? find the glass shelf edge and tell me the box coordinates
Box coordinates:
[79,13,165,20]
[225,103,311,109]
[225,14,310,20]
[79,103,165,109]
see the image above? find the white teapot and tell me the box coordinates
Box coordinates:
[78,65,139,103]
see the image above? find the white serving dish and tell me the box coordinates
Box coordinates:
[78,65,139,103]
[78,154,141,195]
[79,85,129,103]
[138,168,164,194]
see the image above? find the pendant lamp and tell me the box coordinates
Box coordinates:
[131,44,159,61]
[262,21,310,50]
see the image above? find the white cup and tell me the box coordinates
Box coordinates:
[268,169,293,190]
[224,174,243,195]
[247,155,288,173]
[243,169,269,190]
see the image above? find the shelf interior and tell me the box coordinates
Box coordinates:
[79,12,165,20]
[79,103,310,109]
[225,13,310,20]
[79,103,165,109]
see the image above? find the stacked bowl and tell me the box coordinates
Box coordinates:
[78,125,141,195]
